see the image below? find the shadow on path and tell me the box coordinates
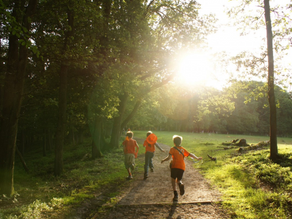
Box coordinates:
[117,139,222,206]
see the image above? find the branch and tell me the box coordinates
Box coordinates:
[149,73,175,91]
[121,73,174,128]
[121,100,142,128]
[146,0,155,14]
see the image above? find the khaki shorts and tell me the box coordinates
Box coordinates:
[124,153,135,169]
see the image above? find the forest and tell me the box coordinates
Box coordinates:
[128,81,292,136]
[1,0,292,201]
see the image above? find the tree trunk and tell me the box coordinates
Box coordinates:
[43,129,47,156]
[264,0,278,160]
[109,75,174,149]
[110,93,129,149]
[16,147,29,173]
[0,0,37,196]
[72,128,75,146]
[92,116,103,158]
[21,132,25,155]
[121,100,142,128]
[54,8,74,176]
[48,129,52,151]
[54,64,68,176]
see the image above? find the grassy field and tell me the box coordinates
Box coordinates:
[134,131,292,219]
[1,131,292,218]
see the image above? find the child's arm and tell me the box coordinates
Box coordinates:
[135,143,139,158]
[121,141,125,152]
[189,153,202,160]
[161,154,172,163]
[155,142,165,152]
[122,144,126,154]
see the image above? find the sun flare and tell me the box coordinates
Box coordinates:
[177,52,213,86]
[174,51,229,90]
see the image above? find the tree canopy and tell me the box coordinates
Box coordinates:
[1,0,292,196]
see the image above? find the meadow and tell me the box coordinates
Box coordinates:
[1,131,292,218]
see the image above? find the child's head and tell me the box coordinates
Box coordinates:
[146,131,152,137]
[173,135,183,146]
[146,131,157,144]
[126,131,133,138]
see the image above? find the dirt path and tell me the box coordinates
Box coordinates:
[91,139,231,219]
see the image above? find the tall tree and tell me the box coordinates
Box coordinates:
[0,0,38,196]
[264,0,278,159]
[32,0,102,174]
[227,0,292,159]
[105,0,216,148]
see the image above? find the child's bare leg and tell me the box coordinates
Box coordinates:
[178,179,185,195]
[171,178,177,191]
[127,168,132,176]
[172,178,178,201]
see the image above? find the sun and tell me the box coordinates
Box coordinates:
[176,52,213,86]
[174,51,228,90]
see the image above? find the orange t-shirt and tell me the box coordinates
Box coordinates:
[122,138,138,154]
[169,146,190,171]
[143,140,155,153]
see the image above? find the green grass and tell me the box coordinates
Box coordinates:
[0,138,139,218]
[134,131,292,219]
[2,131,292,218]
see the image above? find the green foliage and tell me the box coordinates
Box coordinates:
[129,81,292,136]
[2,198,63,219]
[227,0,292,92]
[1,138,136,218]
[231,151,292,190]
[207,144,292,218]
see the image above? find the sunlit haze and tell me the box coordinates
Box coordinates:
[175,0,292,91]
[176,51,227,90]
[178,53,210,85]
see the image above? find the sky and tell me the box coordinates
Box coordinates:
[195,0,292,91]
[199,0,264,55]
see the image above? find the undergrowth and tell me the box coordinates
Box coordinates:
[205,147,292,218]
[0,137,144,219]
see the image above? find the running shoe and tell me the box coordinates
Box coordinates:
[173,191,178,202]
[126,175,133,180]
[179,182,185,195]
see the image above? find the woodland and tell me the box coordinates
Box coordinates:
[0,0,292,203]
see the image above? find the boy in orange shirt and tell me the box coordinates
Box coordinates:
[143,131,165,179]
[161,135,202,201]
[122,131,139,180]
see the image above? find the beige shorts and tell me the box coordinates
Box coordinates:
[124,153,135,169]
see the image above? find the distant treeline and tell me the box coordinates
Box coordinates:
[128,81,292,137]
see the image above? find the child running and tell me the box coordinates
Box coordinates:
[122,131,139,180]
[143,131,165,179]
[161,135,202,202]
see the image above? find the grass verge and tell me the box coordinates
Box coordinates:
[0,137,144,219]
[134,131,292,219]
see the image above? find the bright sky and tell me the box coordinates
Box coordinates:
[199,0,265,54]
[176,0,292,91]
